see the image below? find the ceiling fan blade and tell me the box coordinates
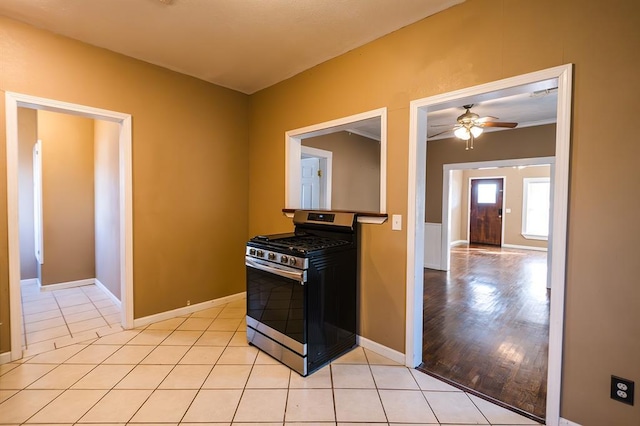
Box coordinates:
[428,128,455,138]
[476,116,499,123]
[481,121,518,128]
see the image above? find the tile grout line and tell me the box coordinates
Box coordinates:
[363,348,390,424]
[3,298,520,426]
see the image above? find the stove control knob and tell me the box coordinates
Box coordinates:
[268,252,276,260]
[289,258,297,266]
[281,255,289,264]
[256,250,264,257]
[249,248,256,256]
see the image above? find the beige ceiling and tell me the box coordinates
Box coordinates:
[0,0,464,94]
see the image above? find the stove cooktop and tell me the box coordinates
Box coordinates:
[249,233,351,254]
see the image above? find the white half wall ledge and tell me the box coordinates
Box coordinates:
[424,222,442,270]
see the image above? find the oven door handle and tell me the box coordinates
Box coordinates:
[245,257,307,284]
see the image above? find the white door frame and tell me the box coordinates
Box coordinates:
[441,157,554,271]
[5,92,134,361]
[301,145,333,209]
[406,64,572,425]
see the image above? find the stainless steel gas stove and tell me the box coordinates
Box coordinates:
[245,210,358,376]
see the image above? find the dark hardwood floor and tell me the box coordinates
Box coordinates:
[420,244,549,420]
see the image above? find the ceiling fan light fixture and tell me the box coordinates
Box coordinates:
[470,126,483,138]
[454,127,471,140]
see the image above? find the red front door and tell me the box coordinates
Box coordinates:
[469,178,503,246]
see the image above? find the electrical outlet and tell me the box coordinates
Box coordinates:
[186,300,191,306]
[611,375,634,405]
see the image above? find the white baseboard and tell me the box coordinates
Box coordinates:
[560,418,582,426]
[0,351,11,365]
[502,243,548,252]
[133,291,246,328]
[357,335,405,365]
[39,278,95,291]
[20,278,39,286]
[450,240,467,247]
[94,279,122,309]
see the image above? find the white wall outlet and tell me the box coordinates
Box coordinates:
[392,214,402,231]
[506,208,512,213]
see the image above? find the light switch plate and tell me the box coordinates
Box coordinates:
[392,214,402,231]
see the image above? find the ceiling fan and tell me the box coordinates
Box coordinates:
[429,104,518,150]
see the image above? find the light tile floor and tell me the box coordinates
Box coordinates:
[3,288,542,425]
[20,282,123,355]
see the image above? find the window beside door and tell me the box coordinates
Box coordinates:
[522,177,550,240]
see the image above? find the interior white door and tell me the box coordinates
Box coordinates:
[301,157,320,209]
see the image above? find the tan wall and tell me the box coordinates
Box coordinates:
[303,131,380,212]
[18,108,38,280]
[426,125,556,223]
[0,16,249,353]
[94,120,121,299]
[2,0,639,424]
[460,165,551,249]
[248,1,640,424]
[38,110,96,285]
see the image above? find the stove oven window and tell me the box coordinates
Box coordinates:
[247,268,305,344]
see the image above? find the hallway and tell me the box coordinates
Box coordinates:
[21,282,122,356]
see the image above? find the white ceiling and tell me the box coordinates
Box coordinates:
[0,0,464,94]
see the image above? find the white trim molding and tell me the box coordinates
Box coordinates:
[502,243,548,252]
[38,278,95,292]
[5,91,134,361]
[285,107,387,214]
[20,279,39,287]
[407,64,573,426]
[94,279,122,309]
[559,418,582,426]
[0,351,12,365]
[133,292,246,329]
[357,336,405,365]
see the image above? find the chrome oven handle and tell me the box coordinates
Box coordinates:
[245,257,306,284]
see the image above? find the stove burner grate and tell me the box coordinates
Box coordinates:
[263,235,350,253]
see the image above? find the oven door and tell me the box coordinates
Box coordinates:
[245,256,306,355]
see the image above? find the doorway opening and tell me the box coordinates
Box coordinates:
[5,92,133,361]
[406,64,573,426]
[424,159,554,420]
[285,107,387,221]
